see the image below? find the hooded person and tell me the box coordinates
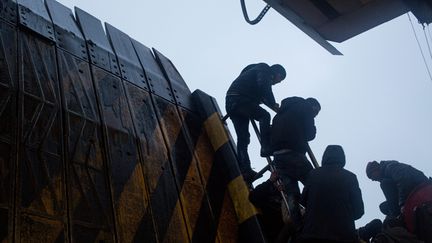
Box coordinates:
[300,145,364,243]
[270,96,320,228]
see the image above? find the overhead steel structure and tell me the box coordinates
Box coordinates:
[261,0,432,54]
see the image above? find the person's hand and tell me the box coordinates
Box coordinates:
[269,171,278,182]
[273,103,280,112]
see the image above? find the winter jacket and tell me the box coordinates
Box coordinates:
[301,145,364,242]
[226,63,277,107]
[379,160,429,207]
[270,97,316,154]
[249,180,285,242]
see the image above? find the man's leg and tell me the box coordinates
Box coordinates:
[274,153,303,227]
[230,114,256,178]
[248,106,271,157]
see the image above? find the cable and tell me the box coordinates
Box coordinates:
[422,26,432,62]
[408,13,432,83]
[240,0,271,25]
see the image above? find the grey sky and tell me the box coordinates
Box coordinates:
[56,0,432,227]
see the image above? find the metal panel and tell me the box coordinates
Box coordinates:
[176,108,221,243]
[45,0,87,60]
[148,95,193,243]
[17,31,65,242]
[153,48,196,111]
[0,20,17,243]
[91,65,151,243]
[19,214,65,242]
[74,7,119,75]
[0,0,17,25]
[17,0,55,41]
[105,24,148,90]
[192,89,267,243]
[131,39,175,103]
[123,83,171,243]
[56,49,115,242]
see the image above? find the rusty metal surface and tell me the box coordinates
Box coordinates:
[91,66,154,243]
[45,0,87,60]
[105,24,148,91]
[153,48,195,112]
[177,108,227,243]
[0,0,17,25]
[192,90,267,243]
[75,8,119,75]
[131,39,176,103]
[17,31,65,241]
[143,95,191,243]
[17,0,54,42]
[57,49,115,242]
[0,20,17,243]
[0,3,259,242]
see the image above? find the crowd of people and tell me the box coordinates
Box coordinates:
[225,63,432,243]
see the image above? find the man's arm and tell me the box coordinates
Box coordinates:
[350,175,365,220]
[304,113,317,141]
[257,70,277,108]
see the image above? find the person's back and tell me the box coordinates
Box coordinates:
[379,160,428,206]
[227,63,274,105]
[271,96,316,154]
[301,145,364,243]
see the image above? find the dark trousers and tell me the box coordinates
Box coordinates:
[226,96,270,171]
[274,152,313,225]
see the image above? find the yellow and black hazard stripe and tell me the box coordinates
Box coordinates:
[192,89,267,243]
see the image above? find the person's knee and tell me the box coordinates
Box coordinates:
[258,111,271,123]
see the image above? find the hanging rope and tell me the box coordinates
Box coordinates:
[240,0,271,25]
[408,13,432,83]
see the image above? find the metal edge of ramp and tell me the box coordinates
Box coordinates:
[192,89,268,243]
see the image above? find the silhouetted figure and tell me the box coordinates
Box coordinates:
[366,160,432,241]
[226,63,286,181]
[300,145,364,243]
[358,219,383,243]
[270,96,320,227]
[249,171,287,243]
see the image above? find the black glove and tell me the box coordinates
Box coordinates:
[358,219,383,241]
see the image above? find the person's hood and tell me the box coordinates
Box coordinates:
[322,145,346,167]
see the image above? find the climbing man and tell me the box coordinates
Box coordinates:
[270,96,320,229]
[300,145,364,243]
[225,63,286,181]
[366,160,432,242]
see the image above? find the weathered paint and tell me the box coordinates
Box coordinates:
[0,1,269,242]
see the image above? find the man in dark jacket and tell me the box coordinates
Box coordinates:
[226,63,286,181]
[270,96,320,227]
[366,160,431,237]
[366,160,429,217]
[249,171,287,243]
[300,145,364,243]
